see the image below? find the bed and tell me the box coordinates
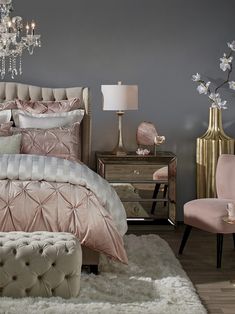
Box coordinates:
[0,82,128,273]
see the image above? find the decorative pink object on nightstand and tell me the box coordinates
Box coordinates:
[136,122,165,155]
[136,122,158,146]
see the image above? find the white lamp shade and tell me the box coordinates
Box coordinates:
[101,84,138,111]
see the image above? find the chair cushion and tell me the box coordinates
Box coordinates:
[153,166,168,181]
[184,198,235,234]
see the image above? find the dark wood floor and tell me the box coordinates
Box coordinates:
[128,225,235,314]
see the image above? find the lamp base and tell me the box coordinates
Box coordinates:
[112,146,127,156]
[112,111,128,156]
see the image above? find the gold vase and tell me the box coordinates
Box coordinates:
[196,107,234,198]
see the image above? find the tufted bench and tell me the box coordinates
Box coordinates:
[0,232,82,298]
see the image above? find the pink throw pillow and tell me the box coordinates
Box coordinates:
[16,98,81,113]
[12,123,81,161]
[0,101,17,110]
[0,122,13,136]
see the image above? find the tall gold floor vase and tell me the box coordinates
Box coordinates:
[196,107,234,198]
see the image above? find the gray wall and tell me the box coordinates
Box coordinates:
[13,0,235,220]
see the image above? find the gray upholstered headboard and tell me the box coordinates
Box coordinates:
[0,82,91,167]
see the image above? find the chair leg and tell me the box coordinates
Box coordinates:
[233,234,235,249]
[178,225,192,255]
[163,185,168,207]
[151,183,160,214]
[217,233,224,269]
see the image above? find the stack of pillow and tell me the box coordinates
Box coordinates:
[0,98,84,161]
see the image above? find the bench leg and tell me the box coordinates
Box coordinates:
[90,265,99,275]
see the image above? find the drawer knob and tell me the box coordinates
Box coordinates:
[133,169,140,175]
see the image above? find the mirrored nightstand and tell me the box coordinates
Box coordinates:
[96,151,177,226]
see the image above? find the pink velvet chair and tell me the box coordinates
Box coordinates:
[179,154,235,268]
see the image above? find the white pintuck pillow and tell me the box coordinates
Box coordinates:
[0,110,11,124]
[0,134,22,154]
[12,109,85,129]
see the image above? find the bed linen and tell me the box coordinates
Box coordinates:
[0,122,13,136]
[13,123,81,161]
[16,98,81,113]
[0,134,22,154]
[0,154,128,264]
[12,109,84,128]
[0,110,11,123]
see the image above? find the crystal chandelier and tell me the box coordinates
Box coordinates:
[0,0,41,79]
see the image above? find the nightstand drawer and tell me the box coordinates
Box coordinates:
[105,164,164,181]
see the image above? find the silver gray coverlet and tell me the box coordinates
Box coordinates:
[0,154,127,235]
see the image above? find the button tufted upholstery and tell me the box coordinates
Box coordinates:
[0,231,82,298]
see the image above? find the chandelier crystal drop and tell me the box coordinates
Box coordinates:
[0,0,41,79]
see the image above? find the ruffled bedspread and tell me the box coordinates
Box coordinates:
[0,154,128,263]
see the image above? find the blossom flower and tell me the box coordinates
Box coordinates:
[197,82,210,95]
[220,54,233,71]
[209,93,227,109]
[218,100,227,109]
[193,40,235,110]
[228,41,235,51]
[209,93,220,102]
[192,73,201,82]
[211,101,227,109]
[229,81,235,90]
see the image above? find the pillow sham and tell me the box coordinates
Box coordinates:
[12,109,85,129]
[0,110,11,123]
[0,122,13,136]
[0,134,22,154]
[0,100,17,110]
[16,98,81,113]
[13,123,81,161]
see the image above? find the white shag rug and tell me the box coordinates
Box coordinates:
[0,234,206,314]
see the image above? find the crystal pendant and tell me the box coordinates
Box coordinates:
[0,0,41,79]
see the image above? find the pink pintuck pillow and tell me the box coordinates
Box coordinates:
[0,100,17,110]
[0,122,13,136]
[16,98,81,113]
[13,123,81,161]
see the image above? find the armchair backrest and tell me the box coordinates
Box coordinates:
[216,154,235,199]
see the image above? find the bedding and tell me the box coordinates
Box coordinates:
[0,100,17,110]
[16,98,81,113]
[0,134,21,154]
[0,122,13,136]
[13,123,81,161]
[0,154,128,264]
[12,109,85,129]
[0,110,11,123]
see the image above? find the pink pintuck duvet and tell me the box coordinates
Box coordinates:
[0,154,128,264]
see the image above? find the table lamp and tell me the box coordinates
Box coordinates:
[101,82,138,156]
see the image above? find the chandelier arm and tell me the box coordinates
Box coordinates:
[0,0,41,79]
